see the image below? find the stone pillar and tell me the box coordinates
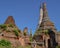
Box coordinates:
[42,42,45,48]
[45,39,48,48]
[43,34,45,48]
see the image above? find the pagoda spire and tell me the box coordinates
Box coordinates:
[38,4,43,28]
[38,2,50,29]
[38,2,56,30]
[42,2,50,22]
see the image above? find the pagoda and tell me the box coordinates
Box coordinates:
[33,3,57,48]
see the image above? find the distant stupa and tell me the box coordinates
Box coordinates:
[4,16,15,25]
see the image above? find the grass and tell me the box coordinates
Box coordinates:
[18,45,31,48]
[56,46,60,48]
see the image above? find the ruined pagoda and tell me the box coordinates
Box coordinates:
[34,2,57,35]
[33,2,57,48]
[38,3,56,31]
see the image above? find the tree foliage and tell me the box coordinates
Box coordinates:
[13,29,19,37]
[0,24,7,30]
[0,39,11,48]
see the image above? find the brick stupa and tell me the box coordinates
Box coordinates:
[4,16,15,25]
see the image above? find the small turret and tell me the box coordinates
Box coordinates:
[23,27,28,33]
[23,27,28,36]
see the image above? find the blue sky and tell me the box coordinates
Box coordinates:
[0,0,60,34]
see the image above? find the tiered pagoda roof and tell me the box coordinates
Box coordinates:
[34,3,56,36]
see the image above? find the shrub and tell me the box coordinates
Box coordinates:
[30,37,32,42]
[8,24,14,27]
[13,29,19,37]
[0,39,11,48]
[44,30,49,35]
[0,24,7,28]
[0,24,7,30]
[23,32,27,36]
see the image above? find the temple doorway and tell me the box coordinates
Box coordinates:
[48,39,51,48]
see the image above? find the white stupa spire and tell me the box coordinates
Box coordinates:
[38,4,43,28]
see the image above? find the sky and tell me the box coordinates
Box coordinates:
[0,0,60,34]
